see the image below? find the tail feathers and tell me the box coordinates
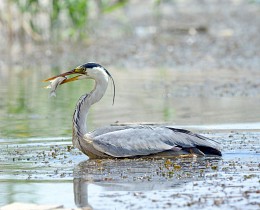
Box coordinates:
[183,146,222,156]
[166,127,222,156]
[196,146,222,156]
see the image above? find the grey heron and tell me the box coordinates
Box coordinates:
[44,62,222,158]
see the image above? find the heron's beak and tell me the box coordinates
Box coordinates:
[43,69,81,84]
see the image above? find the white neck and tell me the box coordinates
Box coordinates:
[72,70,109,144]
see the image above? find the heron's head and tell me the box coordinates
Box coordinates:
[44,62,115,103]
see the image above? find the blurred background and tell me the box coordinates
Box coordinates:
[0,0,259,137]
[0,1,260,208]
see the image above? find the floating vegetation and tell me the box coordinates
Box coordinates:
[0,132,260,209]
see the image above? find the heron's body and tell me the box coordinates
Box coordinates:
[45,62,222,158]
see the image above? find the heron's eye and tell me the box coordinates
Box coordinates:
[75,66,86,74]
[81,67,86,73]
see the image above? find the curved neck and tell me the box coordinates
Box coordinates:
[72,76,109,142]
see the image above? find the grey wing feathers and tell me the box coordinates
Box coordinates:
[91,126,222,157]
[165,127,220,148]
[92,127,174,157]
[165,127,222,155]
[89,125,133,137]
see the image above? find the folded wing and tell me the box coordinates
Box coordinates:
[91,126,221,157]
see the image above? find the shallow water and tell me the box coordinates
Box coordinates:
[0,67,260,209]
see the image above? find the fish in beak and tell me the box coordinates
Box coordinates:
[44,69,82,83]
[43,69,86,97]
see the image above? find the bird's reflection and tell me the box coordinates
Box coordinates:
[73,157,221,208]
[74,178,92,209]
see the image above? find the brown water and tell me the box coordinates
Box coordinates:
[0,66,260,209]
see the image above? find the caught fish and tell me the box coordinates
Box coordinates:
[45,76,67,97]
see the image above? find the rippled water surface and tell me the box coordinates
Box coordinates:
[0,67,260,209]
